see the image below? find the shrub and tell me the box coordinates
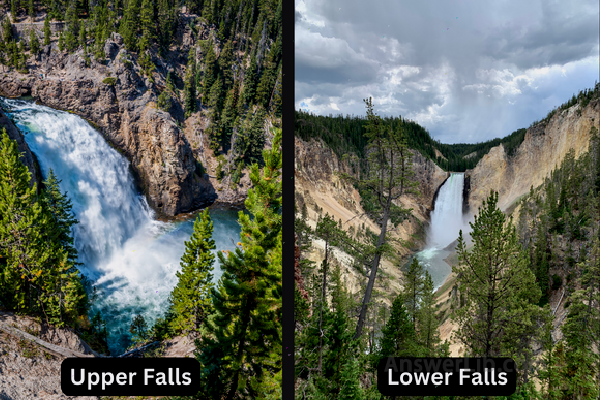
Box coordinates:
[102,77,117,86]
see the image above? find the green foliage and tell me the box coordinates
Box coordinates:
[184,47,197,117]
[28,29,40,55]
[102,77,116,86]
[454,190,550,387]
[157,90,172,113]
[170,209,215,335]
[379,294,418,359]
[129,314,149,346]
[196,128,282,399]
[43,15,51,46]
[58,31,64,52]
[0,130,88,327]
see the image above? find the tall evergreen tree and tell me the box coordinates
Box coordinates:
[44,14,51,46]
[64,1,79,51]
[196,128,282,400]
[402,257,424,329]
[453,190,549,386]
[202,38,217,105]
[379,294,417,359]
[339,98,419,339]
[119,0,139,51]
[184,47,197,117]
[40,169,80,266]
[171,209,215,334]
[29,29,40,55]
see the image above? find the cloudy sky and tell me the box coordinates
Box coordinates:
[294,0,599,144]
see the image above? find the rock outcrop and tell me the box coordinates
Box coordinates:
[0,311,100,400]
[0,15,258,216]
[466,99,600,212]
[0,108,39,189]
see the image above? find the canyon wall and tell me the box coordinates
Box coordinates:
[0,17,256,216]
[295,136,447,296]
[466,99,600,213]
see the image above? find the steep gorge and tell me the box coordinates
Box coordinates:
[295,136,447,297]
[466,98,600,213]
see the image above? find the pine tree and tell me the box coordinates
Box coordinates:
[11,0,17,23]
[139,0,154,43]
[402,257,425,329]
[271,64,282,117]
[202,39,217,105]
[0,130,85,326]
[379,294,417,358]
[417,270,441,354]
[58,30,64,52]
[170,209,215,334]
[28,0,35,21]
[453,189,549,384]
[239,106,266,165]
[129,314,149,345]
[183,47,197,117]
[207,74,224,114]
[64,1,79,51]
[120,0,139,51]
[338,358,364,400]
[339,98,419,339]
[219,40,234,89]
[78,21,86,48]
[40,169,80,266]
[44,14,51,46]
[242,53,258,107]
[29,29,40,55]
[196,128,282,399]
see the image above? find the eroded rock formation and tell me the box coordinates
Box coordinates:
[466,99,600,212]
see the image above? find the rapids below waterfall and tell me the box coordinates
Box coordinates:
[409,173,468,291]
[1,98,241,355]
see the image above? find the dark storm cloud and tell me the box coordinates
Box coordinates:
[295,0,599,143]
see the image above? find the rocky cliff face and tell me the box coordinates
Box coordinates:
[466,99,600,212]
[295,136,447,297]
[0,16,254,216]
[0,108,39,189]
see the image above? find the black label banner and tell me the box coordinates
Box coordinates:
[377,357,517,397]
[61,358,201,396]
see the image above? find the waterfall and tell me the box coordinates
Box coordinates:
[411,173,466,291]
[2,99,240,355]
[428,173,465,249]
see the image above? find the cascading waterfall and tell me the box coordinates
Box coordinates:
[428,173,465,249]
[411,173,466,291]
[2,98,241,355]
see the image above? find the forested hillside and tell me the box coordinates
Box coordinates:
[295,95,600,399]
[0,0,282,172]
[295,83,599,173]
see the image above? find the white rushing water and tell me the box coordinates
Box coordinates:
[411,173,467,291]
[428,173,465,250]
[2,99,241,355]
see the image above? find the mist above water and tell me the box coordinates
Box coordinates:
[3,99,241,355]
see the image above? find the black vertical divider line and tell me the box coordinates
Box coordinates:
[282,0,295,397]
